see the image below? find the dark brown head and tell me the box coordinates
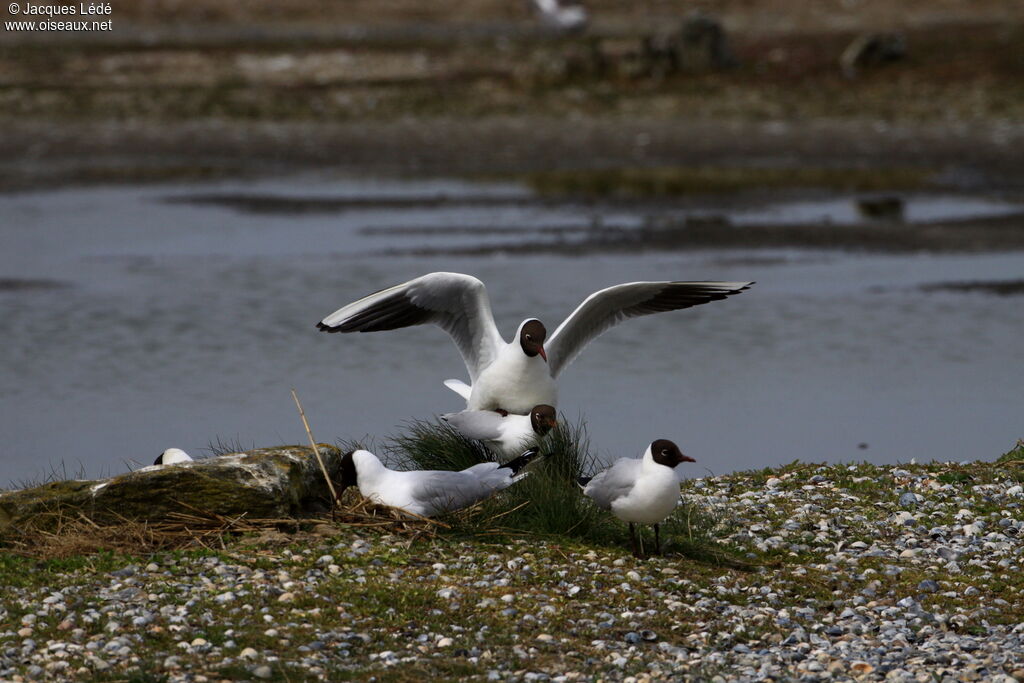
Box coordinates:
[650,439,695,468]
[338,451,359,492]
[519,319,547,361]
[529,404,558,435]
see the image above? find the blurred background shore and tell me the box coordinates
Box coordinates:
[2,0,1023,191]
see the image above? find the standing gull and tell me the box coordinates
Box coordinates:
[317,272,752,415]
[579,439,694,557]
[442,404,557,458]
[338,448,542,518]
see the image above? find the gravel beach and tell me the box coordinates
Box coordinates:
[3,450,1024,682]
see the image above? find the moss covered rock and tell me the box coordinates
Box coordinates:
[0,446,343,534]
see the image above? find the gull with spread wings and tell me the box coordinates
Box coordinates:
[317,272,752,415]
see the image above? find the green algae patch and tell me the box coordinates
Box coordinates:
[523,166,935,198]
[0,446,343,536]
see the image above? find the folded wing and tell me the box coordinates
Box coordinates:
[583,458,641,510]
[411,469,512,515]
[545,281,753,377]
[317,272,504,381]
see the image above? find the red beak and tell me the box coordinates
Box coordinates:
[538,346,547,362]
[682,454,696,463]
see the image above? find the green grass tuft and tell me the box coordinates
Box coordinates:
[389,419,494,471]
[349,416,747,565]
[457,418,619,540]
[997,439,1024,464]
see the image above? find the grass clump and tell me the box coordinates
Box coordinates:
[389,419,494,472]
[372,415,746,565]
[459,418,618,541]
[996,438,1024,465]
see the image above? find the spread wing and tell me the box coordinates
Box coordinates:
[583,458,642,510]
[317,272,504,381]
[441,410,505,442]
[545,281,753,377]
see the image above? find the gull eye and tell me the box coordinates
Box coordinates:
[525,334,532,340]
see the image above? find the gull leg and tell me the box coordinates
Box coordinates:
[629,522,641,558]
[654,523,662,556]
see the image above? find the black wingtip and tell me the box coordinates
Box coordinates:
[499,447,542,475]
[576,476,592,489]
[316,321,341,333]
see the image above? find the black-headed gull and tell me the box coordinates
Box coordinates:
[317,272,752,414]
[154,448,193,465]
[441,404,557,458]
[579,439,695,557]
[339,448,542,518]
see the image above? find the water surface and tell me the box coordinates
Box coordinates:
[2,175,1022,484]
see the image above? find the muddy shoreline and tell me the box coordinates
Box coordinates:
[5,117,1024,193]
[4,2,1024,253]
[4,117,1024,253]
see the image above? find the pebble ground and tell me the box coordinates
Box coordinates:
[3,456,1024,682]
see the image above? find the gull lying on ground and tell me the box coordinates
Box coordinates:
[338,448,543,518]
[579,439,695,557]
[318,272,752,415]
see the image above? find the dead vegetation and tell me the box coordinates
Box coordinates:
[0,492,451,560]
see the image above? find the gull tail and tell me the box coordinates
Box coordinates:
[576,476,592,490]
[443,379,472,401]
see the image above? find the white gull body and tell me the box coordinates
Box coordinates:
[154,448,193,465]
[318,272,752,415]
[341,448,539,518]
[582,439,695,556]
[441,404,557,458]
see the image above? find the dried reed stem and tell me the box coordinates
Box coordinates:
[291,388,339,503]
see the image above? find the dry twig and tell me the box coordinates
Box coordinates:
[291,388,339,503]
